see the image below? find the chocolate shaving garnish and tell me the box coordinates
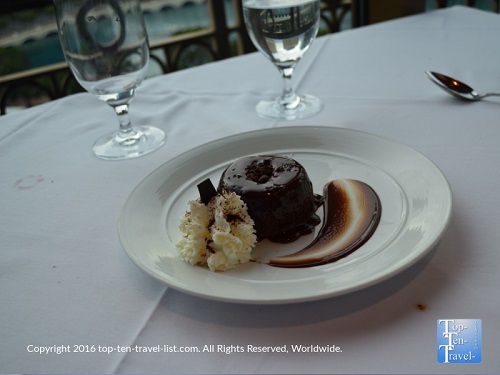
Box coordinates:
[197,178,217,205]
[245,160,274,183]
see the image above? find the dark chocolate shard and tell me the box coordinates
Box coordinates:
[197,178,217,205]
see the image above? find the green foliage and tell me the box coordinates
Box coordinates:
[0,46,31,76]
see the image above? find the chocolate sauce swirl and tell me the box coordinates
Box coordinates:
[259,179,382,268]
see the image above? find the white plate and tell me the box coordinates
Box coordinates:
[118,126,452,304]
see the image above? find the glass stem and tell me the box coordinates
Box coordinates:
[113,103,142,144]
[279,66,301,110]
[114,103,133,135]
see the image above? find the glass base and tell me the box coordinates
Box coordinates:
[93,125,165,160]
[256,94,323,120]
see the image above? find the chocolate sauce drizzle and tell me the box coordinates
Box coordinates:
[257,179,382,268]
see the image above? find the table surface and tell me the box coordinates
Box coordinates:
[1,5,499,374]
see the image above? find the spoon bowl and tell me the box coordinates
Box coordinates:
[425,71,500,101]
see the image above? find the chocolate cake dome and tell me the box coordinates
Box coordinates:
[217,155,322,243]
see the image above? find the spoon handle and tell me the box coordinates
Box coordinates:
[483,92,500,98]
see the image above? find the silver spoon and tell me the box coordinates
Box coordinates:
[425,71,500,101]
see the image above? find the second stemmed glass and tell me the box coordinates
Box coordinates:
[53,0,165,160]
[243,0,323,120]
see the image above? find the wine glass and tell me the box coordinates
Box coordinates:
[53,0,165,160]
[243,0,323,120]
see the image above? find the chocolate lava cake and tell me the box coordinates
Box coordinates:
[217,155,323,243]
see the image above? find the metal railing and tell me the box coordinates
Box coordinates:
[0,0,353,115]
[3,0,499,115]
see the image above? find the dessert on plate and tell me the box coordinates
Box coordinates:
[176,154,382,271]
[176,155,322,271]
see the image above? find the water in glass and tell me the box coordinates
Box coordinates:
[243,0,323,120]
[54,0,165,160]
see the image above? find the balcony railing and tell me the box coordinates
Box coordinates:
[2,0,497,115]
[0,0,354,115]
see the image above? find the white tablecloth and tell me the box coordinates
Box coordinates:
[1,5,499,374]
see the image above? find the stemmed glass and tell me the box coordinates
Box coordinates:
[242,0,323,120]
[53,0,165,160]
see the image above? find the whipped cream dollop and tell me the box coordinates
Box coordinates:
[176,192,257,272]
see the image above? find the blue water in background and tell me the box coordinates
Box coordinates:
[16,0,497,70]
[18,1,232,69]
